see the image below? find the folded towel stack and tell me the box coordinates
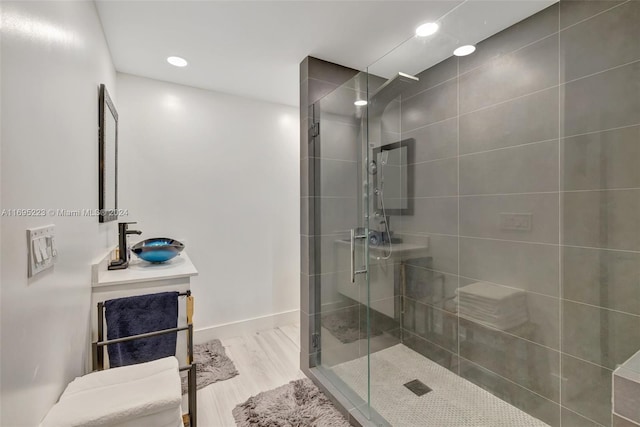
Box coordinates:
[40,356,182,427]
[457,282,528,330]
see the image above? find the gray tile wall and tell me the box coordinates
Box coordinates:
[397,2,640,426]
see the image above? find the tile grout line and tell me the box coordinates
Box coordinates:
[560,0,631,32]
[560,406,606,427]
[403,119,640,165]
[382,187,640,200]
[560,122,640,140]
[456,55,461,378]
[456,57,640,121]
[457,355,560,406]
[403,295,563,354]
[458,30,561,80]
[562,351,614,373]
[402,115,457,135]
[457,137,559,159]
[396,231,640,254]
[457,0,630,81]
[386,265,638,319]
[561,297,640,320]
[557,5,563,424]
[403,328,458,360]
[401,74,459,103]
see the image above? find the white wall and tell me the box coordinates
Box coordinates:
[116,73,300,332]
[0,2,118,426]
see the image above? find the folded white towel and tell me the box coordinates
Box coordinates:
[457,281,525,302]
[457,282,529,330]
[40,357,182,427]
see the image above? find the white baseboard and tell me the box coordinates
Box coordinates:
[194,309,300,343]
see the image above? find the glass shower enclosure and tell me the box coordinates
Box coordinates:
[309,1,640,426]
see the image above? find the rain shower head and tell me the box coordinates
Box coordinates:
[369,72,419,116]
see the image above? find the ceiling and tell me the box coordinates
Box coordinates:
[96,1,556,107]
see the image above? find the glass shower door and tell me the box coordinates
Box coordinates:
[312,72,374,418]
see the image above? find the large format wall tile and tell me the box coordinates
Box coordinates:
[397,233,459,276]
[307,78,340,105]
[459,317,561,402]
[319,159,358,197]
[319,196,358,236]
[560,1,640,82]
[563,61,640,137]
[460,193,559,244]
[404,262,458,308]
[562,125,640,191]
[403,330,459,372]
[307,57,359,87]
[410,157,458,197]
[459,87,559,155]
[318,235,353,274]
[318,118,360,161]
[401,79,457,131]
[559,0,624,29]
[381,100,401,135]
[459,34,559,114]
[563,246,640,316]
[402,57,458,98]
[388,2,640,425]
[459,140,559,195]
[459,3,559,74]
[404,117,458,163]
[562,354,613,426]
[459,237,559,297]
[613,414,640,427]
[561,407,603,427]
[403,298,458,353]
[319,271,356,312]
[459,359,561,427]
[562,189,640,251]
[562,300,640,370]
[397,197,458,236]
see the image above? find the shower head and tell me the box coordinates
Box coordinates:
[369,72,419,117]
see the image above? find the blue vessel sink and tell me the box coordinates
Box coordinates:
[131,238,184,263]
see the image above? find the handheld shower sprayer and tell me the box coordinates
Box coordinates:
[380,150,389,166]
[374,150,392,260]
[367,71,419,261]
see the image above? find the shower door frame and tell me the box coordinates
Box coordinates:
[308,71,387,425]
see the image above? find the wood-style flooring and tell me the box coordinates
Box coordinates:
[194,323,305,427]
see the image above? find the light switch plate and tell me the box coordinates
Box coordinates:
[27,225,57,277]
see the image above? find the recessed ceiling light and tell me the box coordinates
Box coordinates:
[453,45,476,56]
[354,100,368,106]
[167,56,188,67]
[415,22,439,37]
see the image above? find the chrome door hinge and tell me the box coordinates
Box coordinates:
[312,333,320,350]
[309,122,320,139]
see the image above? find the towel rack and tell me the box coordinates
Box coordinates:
[92,290,197,427]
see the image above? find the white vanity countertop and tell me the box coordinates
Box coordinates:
[93,251,198,288]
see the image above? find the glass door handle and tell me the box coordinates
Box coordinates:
[350,228,367,283]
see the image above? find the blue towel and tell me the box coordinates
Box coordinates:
[104,291,178,368]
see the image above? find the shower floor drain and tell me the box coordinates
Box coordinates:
[404,379,432,396]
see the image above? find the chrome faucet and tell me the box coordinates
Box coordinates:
[108,222,142,270]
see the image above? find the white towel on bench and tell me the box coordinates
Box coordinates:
[40,357,182,427]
